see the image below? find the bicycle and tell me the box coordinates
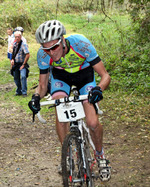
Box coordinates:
[36,88,110,187]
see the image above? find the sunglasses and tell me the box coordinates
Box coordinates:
[42,39,62,52]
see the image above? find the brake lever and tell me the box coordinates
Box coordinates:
[33,112,35,122]
[93,103,98,114]
[48,105,55,109]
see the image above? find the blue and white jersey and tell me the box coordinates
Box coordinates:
[37,34,100,73]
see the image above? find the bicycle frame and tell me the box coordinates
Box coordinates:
[37,94,103,186]
[37,95,101,160]
[68,118,96,185]
[76,120,90,174]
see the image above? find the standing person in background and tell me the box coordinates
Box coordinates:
[9,26,27,53]
[7,28,14,64]
[11,31,30,97]
[14,26,27,44]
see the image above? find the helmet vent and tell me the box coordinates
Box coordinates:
[48,22,51,27]
[46,30,49,39]
[57,28,61,36]
[39,33,42,40]
[42,25,45,34]
[51,28,55,37]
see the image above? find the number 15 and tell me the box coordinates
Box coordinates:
[64,109,77,119]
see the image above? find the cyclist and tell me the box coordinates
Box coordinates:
[28,20,111,181]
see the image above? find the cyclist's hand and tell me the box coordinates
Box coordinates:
[88,86,103,104]
[28,94,41,114]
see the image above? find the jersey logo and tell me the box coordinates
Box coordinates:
[56,59,63,64]
[41,61,48,66]
[69,54,80,63]
[86,86,93,93]
[55,82,63,88]
[85,53,89,58]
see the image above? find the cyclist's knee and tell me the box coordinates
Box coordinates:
[89,124,99,131]
[87,120,101,131]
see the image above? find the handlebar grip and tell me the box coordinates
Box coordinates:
[37,112,47,123]
[95,103,103,115]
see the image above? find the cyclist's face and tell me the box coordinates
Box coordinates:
[42,39,63,62]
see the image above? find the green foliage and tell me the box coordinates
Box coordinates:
[117,0,150,43]
[0,0,149,96]
[0,0,56,34]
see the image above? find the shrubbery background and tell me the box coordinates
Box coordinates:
[0,0,149,96]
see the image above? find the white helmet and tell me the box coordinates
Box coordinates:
[35,20,66,44]
[14,26,24,32]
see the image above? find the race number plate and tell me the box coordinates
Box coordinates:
[56,102,85,122]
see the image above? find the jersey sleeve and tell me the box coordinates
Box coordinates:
[68,34,100,65]
[37,48,50,70]
[88,56,101,66]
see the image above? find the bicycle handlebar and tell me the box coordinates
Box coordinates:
[40,95,88,106]
[37,95,103,123]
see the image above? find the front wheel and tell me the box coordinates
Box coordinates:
[62,132,87,187]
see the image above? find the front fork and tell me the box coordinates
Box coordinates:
[78,120,92,181]
[78,120,87,170]
[79,120,97,176]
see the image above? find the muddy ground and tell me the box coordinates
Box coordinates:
[0,84,149,187]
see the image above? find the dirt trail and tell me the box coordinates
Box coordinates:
[0,101,63,187]
[0,85,149,187]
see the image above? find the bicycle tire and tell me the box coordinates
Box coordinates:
[62,132,86,187]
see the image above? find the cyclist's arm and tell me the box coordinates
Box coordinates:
[35,70,49,98]
[36,48,51,98]
[93,60,111,91]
